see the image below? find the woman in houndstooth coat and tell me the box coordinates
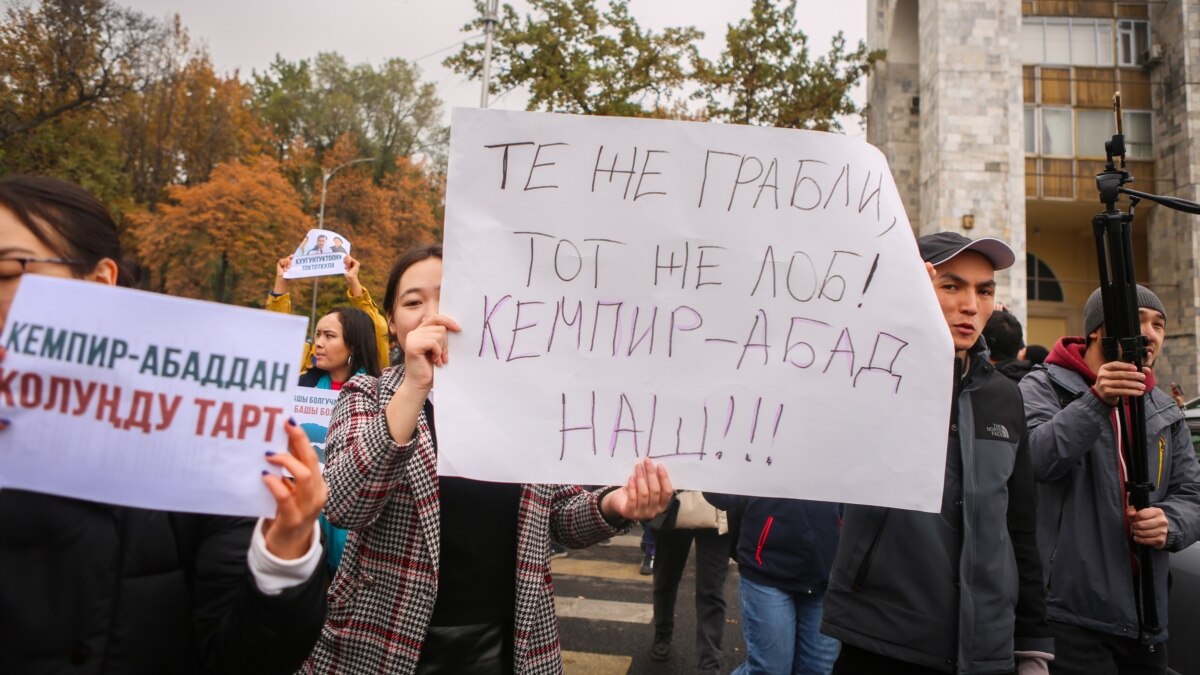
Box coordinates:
[300,246,674,675]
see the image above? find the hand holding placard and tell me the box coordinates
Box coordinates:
[599,457,675,522]
[0,275,308,518]
[262,419,328,559]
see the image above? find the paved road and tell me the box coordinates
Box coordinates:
[553,531,746,674]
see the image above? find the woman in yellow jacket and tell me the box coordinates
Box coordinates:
[267,255,391,371]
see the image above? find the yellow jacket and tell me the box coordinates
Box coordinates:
[266,287,391,372]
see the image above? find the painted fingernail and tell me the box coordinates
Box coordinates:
[265,450,276,457]
[0,418,10,426]
[262,470,269,476]
[287,417,297,427]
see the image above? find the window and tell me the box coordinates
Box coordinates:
[1041,109,1073,156]
[1118,20,1150,67]
[1046,21,1070,64]
[1067,110,1152,159]
[1023,18,1114,66]
[1024,107,1037,153]
[1077,110,1116,157]
[1027,254,1064,302]
[1123,111,1153,159]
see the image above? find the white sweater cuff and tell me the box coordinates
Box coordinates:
[247,518,323,596]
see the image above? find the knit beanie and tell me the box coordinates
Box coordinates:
[1083,285,1166,335]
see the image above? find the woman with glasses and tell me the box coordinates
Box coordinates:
[0,175,328,674]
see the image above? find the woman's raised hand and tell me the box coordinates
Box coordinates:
[601,458,674,522]
[401,314,461,392]
[261,419,328,560]
[343,256,364,297]
[272,256,292,296]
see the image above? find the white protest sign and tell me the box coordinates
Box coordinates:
[0,276,307,517]
[284,228,353,279]
[290,385,339,467]
[437,108,954,513]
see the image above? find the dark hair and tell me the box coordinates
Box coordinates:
[1024,344,1049,365]
[0,175,135,287]
[324,307,381,378]
[383,244,442,337]
[983,310,1024,361]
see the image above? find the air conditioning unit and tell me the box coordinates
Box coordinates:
[1143,43,1165,67]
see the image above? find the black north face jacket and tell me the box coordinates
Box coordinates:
[821,341,1052,674]
[0,489,327,674]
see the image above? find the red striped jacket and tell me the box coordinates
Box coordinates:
[300,367,622,674]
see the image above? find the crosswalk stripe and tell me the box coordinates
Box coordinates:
[604,534,642,548]
[555,596,653,624]
[561,650,632,674]
[552,557,650,582]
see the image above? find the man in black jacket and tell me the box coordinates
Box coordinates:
[984,309,1033,383]
[821,232,1053,674]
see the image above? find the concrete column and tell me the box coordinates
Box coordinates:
[1146,0,1200,397]
[917,0,1028,323]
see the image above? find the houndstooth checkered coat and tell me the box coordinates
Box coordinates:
[299,366,625,674]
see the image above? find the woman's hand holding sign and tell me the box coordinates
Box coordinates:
[261,419,328,560]
[600,458,674,522]
[272,256,292,296]
[343,256,363,297]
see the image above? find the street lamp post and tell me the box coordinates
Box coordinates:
[309,157,375,332]
[480,0,499,108]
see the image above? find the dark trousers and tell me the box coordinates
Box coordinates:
[652,527,730,673]
[832,644,1019,675]
[1048,621,1166,675]
[832,645,951,675]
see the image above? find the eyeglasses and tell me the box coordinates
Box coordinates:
[0,257,84,280]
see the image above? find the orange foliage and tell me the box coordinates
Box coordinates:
[119,48,267,208]
[130,155,311,306]
[314,136,442,298]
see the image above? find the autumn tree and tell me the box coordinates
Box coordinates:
[383,157,441,248]
[445,0,702,116]
[311,137,441,305]
[117,26,267,207]
[0,0,168,200]
[250,55,313,161]
[251,53,443,170]
[130,155,311,306]
[703,0,883,131]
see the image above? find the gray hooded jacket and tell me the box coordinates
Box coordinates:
[1021,346,1200,642]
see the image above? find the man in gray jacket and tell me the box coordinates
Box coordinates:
[822,232,1053,674]
[1021,286,1200,674]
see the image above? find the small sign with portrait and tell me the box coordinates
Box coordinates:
[284,229,353,279]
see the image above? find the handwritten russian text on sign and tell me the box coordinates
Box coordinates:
[0,276,307,517]
[438,109,953,512]
[284,228,353,279]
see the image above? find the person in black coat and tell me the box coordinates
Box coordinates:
[0,175,329,674]
[984,309,1033,383]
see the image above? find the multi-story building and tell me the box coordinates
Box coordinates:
[867,0,1200,394]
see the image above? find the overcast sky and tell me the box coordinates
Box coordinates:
[119,0,868,131]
